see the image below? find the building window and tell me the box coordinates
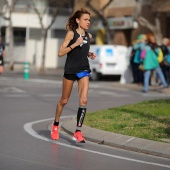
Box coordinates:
[51,29,66,39]
[14,27,26,45]
[0,27,6,41]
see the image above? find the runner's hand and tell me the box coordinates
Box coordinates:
[88,52,96,60]
[75,35,83,46]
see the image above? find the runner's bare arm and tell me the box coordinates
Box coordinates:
[88,33,96,60]
[58,31,83,57]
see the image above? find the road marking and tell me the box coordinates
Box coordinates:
[4,94,30,97]
[0,77,62,87]
[39,94,61,97]
[0,87,26,93]
[0,77,60,84]
[23,117,170,169]
[1,77,170,98]
[141,93,169,97]
[100,91,129,97]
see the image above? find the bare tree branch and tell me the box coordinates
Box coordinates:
[86,0,104,23]
[133,0,163,45]
[102,0,113,11]
[31,1,44,28]
[150,0,170,12]
[86,0,114,44]
[47,9,60,30]
[155,17,160,29]
[138,16,162,45]
[0,0,9,21]
[0,0,7,14]
[138,16,155,30]
[133,0,142,20]
[31,0,70,73]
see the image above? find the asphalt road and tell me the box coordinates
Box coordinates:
[0,74,170,170]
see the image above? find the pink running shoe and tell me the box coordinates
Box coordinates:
[51,123,59,140]
[72,131,85,143]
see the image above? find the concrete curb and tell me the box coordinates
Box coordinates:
[61,119,170,159]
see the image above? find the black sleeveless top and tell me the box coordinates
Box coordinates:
[64,30,90,74]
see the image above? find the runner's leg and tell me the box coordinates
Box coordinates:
[76,76,89,130]
[54,77,74,123]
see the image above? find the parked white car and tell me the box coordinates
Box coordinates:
[89,45,129,80]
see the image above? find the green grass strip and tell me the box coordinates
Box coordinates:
[84,99,170,143]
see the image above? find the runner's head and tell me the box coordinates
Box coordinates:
[66,8,90,31]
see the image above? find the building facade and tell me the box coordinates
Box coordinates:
[74,0,170,46]
[1,0,170,70]
[0,0,74,70]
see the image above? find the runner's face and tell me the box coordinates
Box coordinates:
[78,14,90,30]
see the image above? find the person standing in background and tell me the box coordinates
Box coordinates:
[131,34,146,85]
[0,36,6,74]
[160,38,170,85]
[141,34,168,92]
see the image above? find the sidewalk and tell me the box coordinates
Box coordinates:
[61,119,170,159]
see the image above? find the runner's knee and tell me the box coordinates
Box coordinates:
[80,97,87,106]
[59,98,68,106]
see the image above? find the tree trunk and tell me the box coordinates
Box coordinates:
[85,0,113,44]
[138,16,162,45]
[40,29,47,74]
[103,21,113,44]
[8,11,14,70]
[134,0,163,46]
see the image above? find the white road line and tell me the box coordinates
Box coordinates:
[0,87,26,93]
[0,77,60,84]
[100,91,129,97]
[4,94,30,97]
[23,117,170,169]
[2,94,61,98]
[39,94,61,97]
[0,77,62,87]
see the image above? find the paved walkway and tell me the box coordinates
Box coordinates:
[61,119,170,159]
